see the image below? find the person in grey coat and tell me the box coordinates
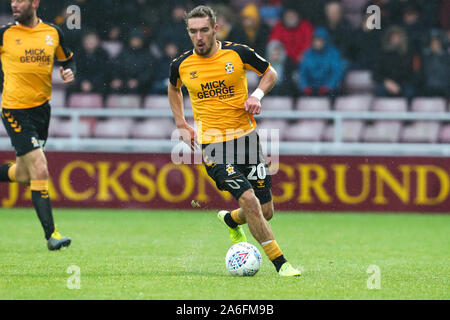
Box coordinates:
[421,29,450,97]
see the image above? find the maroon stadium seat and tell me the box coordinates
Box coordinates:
[183,97,193,110]
[49,118,92,138]
[0,121,8,137]
[284,120,326,142]
[411,97,446,113]
[261,96,294,110]
[68,93,103,109]
[344,70,375,94]
[93,118,133,139]
[257,119,289,141]
[106,94,141,109]
[295,97,331,111]
[131,118,176,139]
[400,98,446,143]
[323,120,365,142]
[372,98,408,112]
[50,89,66,109]
[401,121,440,143]
[51,67,65,88]
[143,95,171,109]
[439,124,450,143]
[362,120,403,143]
[334,95,373,112]
[363,98,408,142]
[247,71,259,91]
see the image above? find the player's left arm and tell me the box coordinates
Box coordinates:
[53,24,76,84]
[236,44,278,115]
[245,66,278,115]
[59,59,76,84]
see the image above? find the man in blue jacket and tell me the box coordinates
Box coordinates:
[298,27,346,96]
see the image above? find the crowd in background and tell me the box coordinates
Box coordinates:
[0,0,449,100]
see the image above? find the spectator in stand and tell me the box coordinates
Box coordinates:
[150,42,179,94]
[156,3,192,52]
[367,0,404,27]
[215,5,237,42]
[66,0,103,32]
[401,2,428,55]
[72,31,109,95]
[37,0,68,25]
[324,0,354,61]
[266,40,297,96]
[282,0,327,26]
[228,3,271,57]
[109,29,155,95]
[349,11,383,70]
[374,26,417,100]
[415,0,441,29]
[421,29,450,97]
[298,28,346,97]
[268,6,314,67]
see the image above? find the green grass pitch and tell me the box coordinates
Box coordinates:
[0,208,448,300]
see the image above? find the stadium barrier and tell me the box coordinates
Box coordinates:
[1,108,450,156]
[1,151,449,213]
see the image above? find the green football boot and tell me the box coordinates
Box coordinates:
[278,262,301,277]
[217,210,247,244]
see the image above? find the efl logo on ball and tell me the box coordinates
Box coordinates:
[225,242,262,276]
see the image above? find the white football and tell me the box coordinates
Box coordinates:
[225,242,262,276]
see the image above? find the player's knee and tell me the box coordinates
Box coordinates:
[15,169,30,185]
[29,159,49,180]
[239,190,262,218]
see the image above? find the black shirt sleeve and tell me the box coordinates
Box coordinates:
[169,58,182,88]
[45,22,74,61]
[223,42,270,76]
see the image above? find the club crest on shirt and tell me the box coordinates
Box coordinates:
[45,35,53,45]
[226,164,236,176]
[225,62,234,74]
[31,137,40,147]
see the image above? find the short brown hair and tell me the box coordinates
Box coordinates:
[185,5,217,27]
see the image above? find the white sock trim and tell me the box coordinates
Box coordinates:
[261,240,273,247]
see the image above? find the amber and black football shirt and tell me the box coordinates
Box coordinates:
[170,41,270,144]
[0,19,73,109]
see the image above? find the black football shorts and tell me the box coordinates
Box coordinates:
[202,131,273,205]
[2,101,51,157]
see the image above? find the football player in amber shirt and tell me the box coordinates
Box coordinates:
[0,0,75,250]
[168,5,300,276]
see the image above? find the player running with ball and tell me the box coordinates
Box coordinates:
[168,5,300,276]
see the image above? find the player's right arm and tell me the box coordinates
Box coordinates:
[168,50,199,152]
[168,83,186,129]
[168,83,198,151]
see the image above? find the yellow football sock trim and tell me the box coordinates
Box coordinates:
[262,240,283,261]
[30,180,49,191]
[7,163,16,182]
[231,209,246,225]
